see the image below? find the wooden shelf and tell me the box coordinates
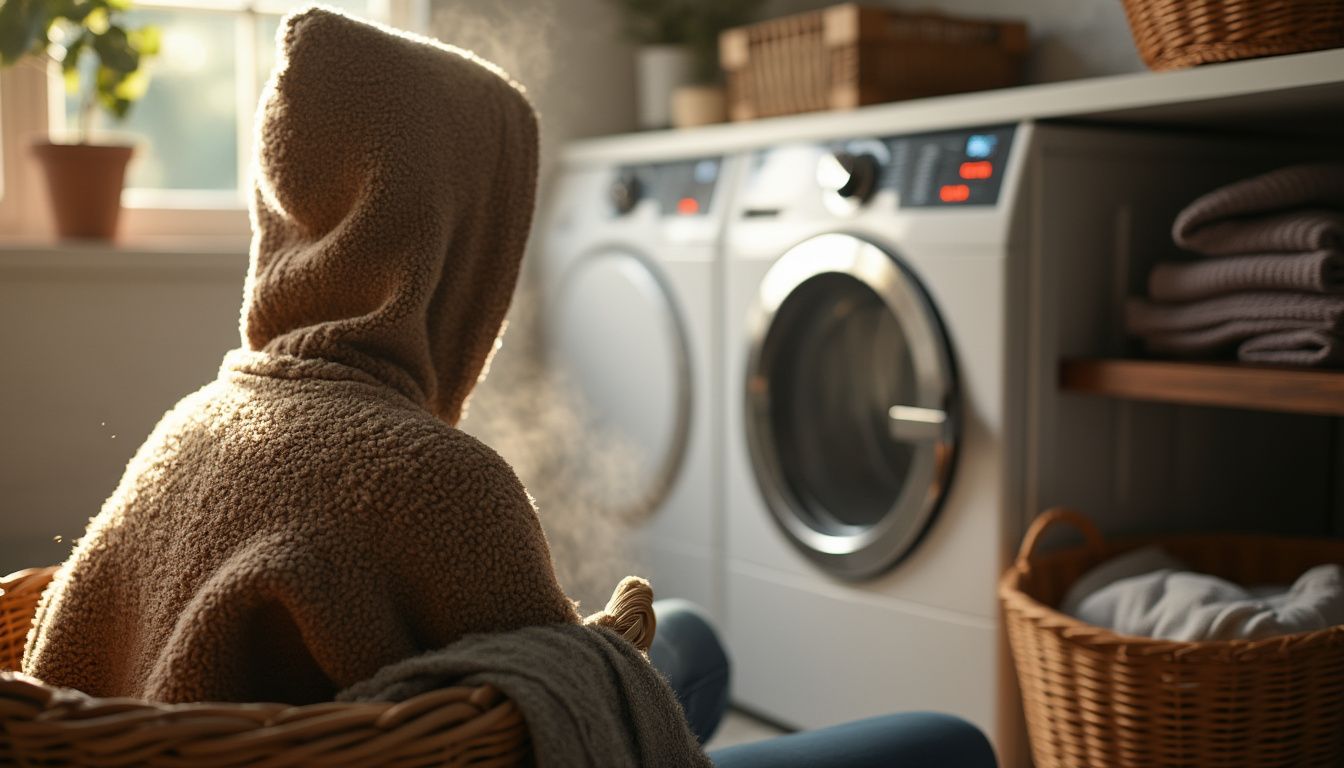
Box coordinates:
[1059,359,1344,417]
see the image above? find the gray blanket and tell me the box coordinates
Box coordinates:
[338,622,711,768]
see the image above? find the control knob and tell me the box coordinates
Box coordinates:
[609,171,642,215]
[817,151,880,204]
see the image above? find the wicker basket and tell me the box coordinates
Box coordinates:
[718,3,1027,121]
[1120,0,1344,70]
[999,508,1344,768]
[0,565,655,767]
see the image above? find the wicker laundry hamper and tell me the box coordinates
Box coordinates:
[0,565,655,767]
[1000,508,1344,768]
[719,4,1027,121]
[1120,0,1344,70]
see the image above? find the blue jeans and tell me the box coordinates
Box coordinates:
[650,600,997,768]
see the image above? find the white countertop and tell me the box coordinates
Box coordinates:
[564,48,1344,164]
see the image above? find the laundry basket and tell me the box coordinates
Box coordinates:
[0,565,655,767]
[999,508,1344,768]
[1119,0,1344,70]
[719,4,1027,121]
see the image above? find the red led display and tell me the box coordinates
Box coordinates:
[959,161,993,180]
[939,184,971,203]
[677,197,700,215]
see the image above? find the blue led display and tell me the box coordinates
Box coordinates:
[693,159,719,184]
[966,134,997,159]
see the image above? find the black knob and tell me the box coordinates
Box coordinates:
[610,171,642,215]
[818,152,879,202]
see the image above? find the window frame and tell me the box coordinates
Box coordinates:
[0,0,428,244]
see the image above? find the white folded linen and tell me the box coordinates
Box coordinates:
[1060,546,1344,642]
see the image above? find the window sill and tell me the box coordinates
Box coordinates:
[0,238,250,272]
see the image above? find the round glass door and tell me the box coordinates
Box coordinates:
[551,248,691,518]
[745,233,958,580]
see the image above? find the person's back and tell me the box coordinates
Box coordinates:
[24,8,579,704]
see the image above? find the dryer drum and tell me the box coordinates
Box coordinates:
[745,233,959,580]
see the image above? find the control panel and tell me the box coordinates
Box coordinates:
[743,124,1016,215]
[878,125,1015,207]
[609,158,722,217]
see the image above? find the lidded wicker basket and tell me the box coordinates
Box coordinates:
[1120,0,1344,70]
[1000,508,1344,768]
[0,565,655,767]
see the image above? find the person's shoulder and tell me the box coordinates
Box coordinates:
[415,424,522,488]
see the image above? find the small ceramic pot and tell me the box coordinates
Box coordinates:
[672,85,727,128]
[31,142,134,240]
[637,45,695,130]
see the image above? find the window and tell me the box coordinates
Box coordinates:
[1,0,426,241]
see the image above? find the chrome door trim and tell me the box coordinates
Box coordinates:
[557,246,693,519]
[744,233,960,580]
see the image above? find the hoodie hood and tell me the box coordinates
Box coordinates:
[240,7,538,424]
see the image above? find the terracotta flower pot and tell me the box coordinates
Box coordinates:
[31,142,134,240]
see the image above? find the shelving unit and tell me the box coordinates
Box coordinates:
[566,48,1344,163]
[1059,358,1344,417]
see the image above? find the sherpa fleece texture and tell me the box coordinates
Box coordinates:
[24,8,584,705]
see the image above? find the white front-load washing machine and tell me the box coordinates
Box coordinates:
[720,120,1292,766]
[539,151,737,621]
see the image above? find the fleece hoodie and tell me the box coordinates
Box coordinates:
[24,7,583,704]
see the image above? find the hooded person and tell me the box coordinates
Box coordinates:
[26,7,602,708]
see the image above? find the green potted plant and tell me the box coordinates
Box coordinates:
[0,0,159,239]
[610,0,761,130]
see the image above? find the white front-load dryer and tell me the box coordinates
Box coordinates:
[723,122,1029,755]
[539,153,736,621]
[720,120,1308,767]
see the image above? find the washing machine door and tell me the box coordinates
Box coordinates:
[551,247,691,518]
[745,233,958,580]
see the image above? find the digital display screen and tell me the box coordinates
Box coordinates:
[616,158,721,216]
[869,124,1015,208]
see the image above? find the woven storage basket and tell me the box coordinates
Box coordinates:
[0,565,655,767]
[718,3,1026,121]
[1000,508,1344,768]
[1120,0,1344,70]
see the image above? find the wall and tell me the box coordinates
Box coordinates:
[765,0,1145,83]
[427,0,637,186]
[891,0,1145,83]
[0,248,246,573]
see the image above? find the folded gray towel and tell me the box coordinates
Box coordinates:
[1125,293,1344,335]
[1141,319,1337,357]
[1239,329,1344,366]
[1148,250,1344,302]
[1173,164,1344,255]
[338,622,711,768]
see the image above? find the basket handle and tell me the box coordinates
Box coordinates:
[584,576,656,653]
[1015,507,1104,566]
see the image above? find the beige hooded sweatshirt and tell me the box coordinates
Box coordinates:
[23,7,583,705]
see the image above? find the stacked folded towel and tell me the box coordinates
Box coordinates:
[1126,163,1344,366]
